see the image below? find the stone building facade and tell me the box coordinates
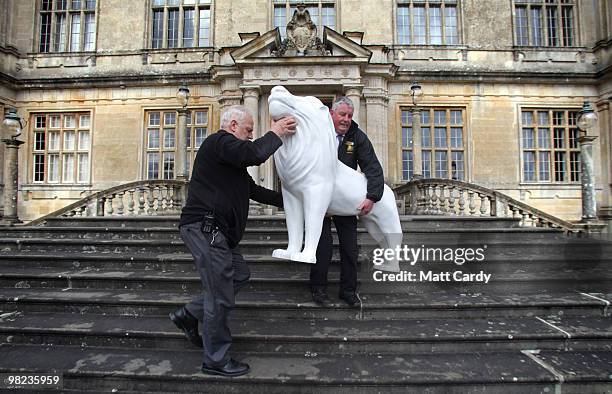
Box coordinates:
[0,0,611,225]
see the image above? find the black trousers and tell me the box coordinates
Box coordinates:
[180,222,250,367]
[310,215,358,295]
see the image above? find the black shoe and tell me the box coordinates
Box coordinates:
[311,288,330,305]
[339,292,361,307]
[169,307,203,348]
[201,359,250,377]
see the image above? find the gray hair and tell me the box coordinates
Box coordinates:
[331,96,354,111]
[220,105,250,129]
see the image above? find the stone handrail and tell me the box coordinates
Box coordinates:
[28,180,188,226]
[394,178,585,234]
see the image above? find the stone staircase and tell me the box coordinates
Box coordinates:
[0,215,610,393]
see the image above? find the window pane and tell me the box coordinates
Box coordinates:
[35,115,46,129]
[402,127,413,148]
[64,131,76,150]
[434,110,446,125]
[422,127,431,148]
[516,6,528,45]
[413,6,426,44]
[49,115,61,128]
[84,12,96,51]
[85,0,96,9]
[561,6,573,46]
[78,153,89,182]
[450,127,463,147]
[164,112,176,125]
[322,4,335,30]
[63,153,75,182]
[553,128,564,148]
[167,10,179,48]
[78,131,90,150]
[70,14,81,51]
[79,114,91,128]
[194,127,206,148]
[429,5,442,45]
[522,111,534,125]
[538,151,550,181]
[34,154,46,182]
[569,151,579,181]
[147,153,160,179]
[183,9,195,47]
[163,152,175,179]
[450,110,462,125]
[451,151,464,180]
[523,151,535,181]
[554,151,565,181]
[546,6,558,46]
[198,8,211,46]
[34,132,46,151]
[435,151,448,178]
[149,112,160,126]
[445,5,458,44]
[40,14,52,52]
[434,127,447,148]
[397,5,410,44]
[164,128,176,148]
[148,129,160,149]
[569,127,579,149]
[71,0,82,9]
[531,7,543,46]
[152,10,164,48]
[537,128,550,148]
[49,132,60,150]
[64,115,75,128]
[537,111,549,125]
[422,151,431,178]
[402,150,412,180]
[195,111,208,124]
[54,13,67,51]
[48,154,59,182]
[522,128,535,148]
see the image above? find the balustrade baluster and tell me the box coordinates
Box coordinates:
[468,191,476,216]
[117,192,125,216]
[106,194,115,216]
[448,187,456,215]
[479,193,487,216]
[147,186,155,214]
[458,189,465,215]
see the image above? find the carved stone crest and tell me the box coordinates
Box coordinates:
[273,4,329,57]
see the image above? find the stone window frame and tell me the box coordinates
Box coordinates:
[29,111,93,185]
[148,0,214,49]
[400,106,468,181]
[394,0,462,46]
[36,0,98,53]
[143,108,210,180]
[519,107,581,184]
[512,0,578,47]
[271,0,338,38]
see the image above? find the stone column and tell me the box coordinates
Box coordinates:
[411,107,423,179]
[364,93,389,175]
[1,138,24,225]
[176,108,188,180]
[596,100,611,228]
[242,86,261,184]
[579,135,598,221]
[344,86,362,125]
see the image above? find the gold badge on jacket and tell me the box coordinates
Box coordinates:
[344,141,354,154]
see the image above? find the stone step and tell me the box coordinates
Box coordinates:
[1,311,610,354]
[1,237,610,260]
[0,287,608,320]
[1,264,611,294]
[0,252,607,273]
[0,225,566,242]
[0,343,610,393]
[39,215,524,230]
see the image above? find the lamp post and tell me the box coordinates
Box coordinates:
[1,107,25,225]
[410,82,423,180]
[576,101,599,222]
[176,85,190,181]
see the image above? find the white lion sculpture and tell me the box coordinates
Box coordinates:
[268,86,402,273]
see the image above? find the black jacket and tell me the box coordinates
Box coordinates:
[337,121,384,202]
[180,130,283,248]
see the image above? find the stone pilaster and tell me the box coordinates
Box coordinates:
[343,86,363,125]
[1,138,24,225]
[596,99,612,227]
[363,93,390,176]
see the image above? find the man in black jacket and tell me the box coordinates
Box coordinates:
[170,105,296,377]
[310,97,384,307]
